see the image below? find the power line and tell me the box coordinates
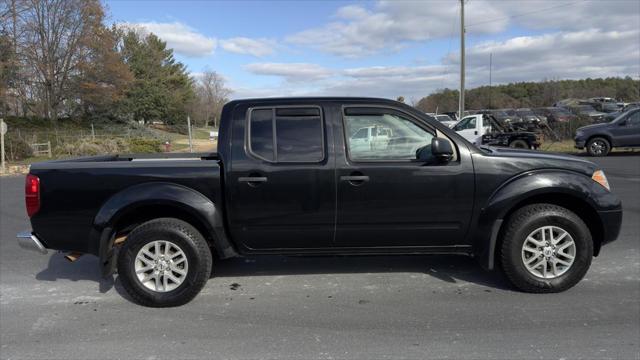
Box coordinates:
[466,0,584,28]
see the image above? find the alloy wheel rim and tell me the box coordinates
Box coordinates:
[134,240,189,292]
[590,141,605,154]
[521,226,576,279]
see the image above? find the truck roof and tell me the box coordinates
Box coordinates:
[226,97,404,105]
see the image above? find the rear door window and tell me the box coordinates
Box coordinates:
[248,107,324,162]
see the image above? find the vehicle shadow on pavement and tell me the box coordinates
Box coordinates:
[33,253,512,300]
[35,254,116,294]
[211,254,513,291]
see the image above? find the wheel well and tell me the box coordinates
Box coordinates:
[586,134,611,147]
[497,193,604,258]
[111,204,217,255]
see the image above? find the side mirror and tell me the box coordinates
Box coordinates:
[618,120,627,126]
[430,137,453,162]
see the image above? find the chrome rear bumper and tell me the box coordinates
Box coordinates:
[17,231,48,254]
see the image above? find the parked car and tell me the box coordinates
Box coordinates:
[589,97,623,113]
[534,107,577,123]
[575,108,640,156]
[500,108,523,123]
[516,108,546,124]
[434,114,458,128]
[572,105,607,122]
[452,113,540,149]
[18,97,622,306]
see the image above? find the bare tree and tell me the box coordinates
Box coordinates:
[194,69,231,128]
[19,0,98,120]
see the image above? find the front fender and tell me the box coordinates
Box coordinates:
[474,169,620,270]
[90,182,235,276]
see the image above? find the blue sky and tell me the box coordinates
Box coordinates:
[106,0,640,100]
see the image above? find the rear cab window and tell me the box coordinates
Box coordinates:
[247,106,325,162]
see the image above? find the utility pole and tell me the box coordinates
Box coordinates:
[187,116,193,153]
[459,0,465,119]
[489,52,492,109]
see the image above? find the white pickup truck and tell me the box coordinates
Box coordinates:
[452,114,540,149]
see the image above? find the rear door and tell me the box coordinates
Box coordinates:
[335,106,475,248]
[226,104,336,250]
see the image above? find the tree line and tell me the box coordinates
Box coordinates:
[0,0,230,126]
[415,77,640,113]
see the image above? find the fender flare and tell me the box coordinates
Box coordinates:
[90,182,237,276]
[474,169,614,270]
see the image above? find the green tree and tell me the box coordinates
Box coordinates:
[121,31,194,124]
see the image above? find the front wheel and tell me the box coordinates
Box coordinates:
[586,137,610,156]
[117,218,212,307]
[500,204,593,293]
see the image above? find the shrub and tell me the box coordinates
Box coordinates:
[55,137,130,157]
[5,136,33,161]
[129,138,163,153]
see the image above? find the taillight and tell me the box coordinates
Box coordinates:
[25,174,40,217]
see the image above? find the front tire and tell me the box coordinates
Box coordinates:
[500,204,592,293]
[117,218,212,307]
[586,137,610,156]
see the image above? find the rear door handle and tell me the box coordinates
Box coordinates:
[238,176,268,183]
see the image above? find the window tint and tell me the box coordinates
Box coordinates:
[626,111,640,126]
[453,117,476,131]
[275,109,323,162]
[344,111,434,161]
[248,107,324,162]
[249,109,274,161]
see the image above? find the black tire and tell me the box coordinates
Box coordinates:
[117,218,212,307]
[500,204,593,293]
[586,137,610,156]
[509,139,529,149]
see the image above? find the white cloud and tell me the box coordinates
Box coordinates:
[244,63,333,82]
[235,27,639,101]
[286,0,505,58]
[287,0,640,58]
[220,37,276,57]
[120,21,216,57]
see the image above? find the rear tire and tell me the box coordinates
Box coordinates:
[509,139,529,149]
[500,204,592,293]
[586,137,610,156]
[117,218,212,307]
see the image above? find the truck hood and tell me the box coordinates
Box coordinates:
[480,146,597,176]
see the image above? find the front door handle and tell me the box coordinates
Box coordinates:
[340,174,369,186]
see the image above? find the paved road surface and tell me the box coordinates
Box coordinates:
[1,154,639,359]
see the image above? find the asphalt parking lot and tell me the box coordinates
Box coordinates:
[1,154,639,360]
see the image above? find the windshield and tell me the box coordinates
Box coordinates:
[578,105,596,112]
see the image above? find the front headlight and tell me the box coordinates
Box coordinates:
[592,170,610,191]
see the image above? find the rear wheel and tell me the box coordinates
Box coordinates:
[509,139,529,149]
[117,218,212,307]
[500,204,592,293]
[586,137,610,156]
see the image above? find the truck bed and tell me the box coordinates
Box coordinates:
[28,153,222,255]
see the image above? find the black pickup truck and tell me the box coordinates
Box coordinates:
[18,97,622,307]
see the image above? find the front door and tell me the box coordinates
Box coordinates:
[453,116,480,144]
[335,106,475,248]
[611,109,640,147]
[226,105,336,250]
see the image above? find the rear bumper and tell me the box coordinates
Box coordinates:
[16,231,48,255]
[598,208,623,248]
[574,138,586,149]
